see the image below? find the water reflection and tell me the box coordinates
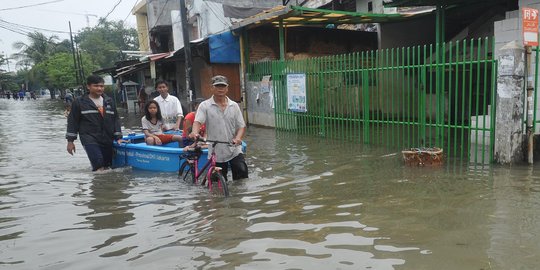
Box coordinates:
[1,99,540,269]
[488,166,540,270]
[81,173,135,230]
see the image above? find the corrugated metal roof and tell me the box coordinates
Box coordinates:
[231,5,429,31]
[384,0,512,7]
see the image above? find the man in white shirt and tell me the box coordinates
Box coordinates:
[189,75,248,181]
[153,80,183,130]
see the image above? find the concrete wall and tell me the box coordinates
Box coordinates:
[494,1,540,133]
[147,0,179,28]
[246,81,275,127]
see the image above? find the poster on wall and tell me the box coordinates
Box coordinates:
[287,73,307,113]
[260,75,271,94]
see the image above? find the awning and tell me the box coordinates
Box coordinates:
[231,5,428,31]
[139,51,174,62]
[149,52,171,61]
[115,61,149,77]
[383,0,511,7]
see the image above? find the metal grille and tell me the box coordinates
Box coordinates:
[248,38,497,163]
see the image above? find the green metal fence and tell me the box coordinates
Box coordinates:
[248,38,497,163]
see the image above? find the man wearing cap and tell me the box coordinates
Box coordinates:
[189,75,248,181]
[154,80,183,130]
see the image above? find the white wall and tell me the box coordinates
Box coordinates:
[147,0,179,28]
[171,0,233,51]
[356,0,384,13]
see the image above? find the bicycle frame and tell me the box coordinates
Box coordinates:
[184,141,226,192]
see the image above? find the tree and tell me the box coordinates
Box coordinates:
[33,52,98,91]
[75,19,139,69]
[12,32,60,68]
[8,20,138,97]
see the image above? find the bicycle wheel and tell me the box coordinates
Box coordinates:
[198,165,210,186]
[179,162,196,184]
[208,172,229,197]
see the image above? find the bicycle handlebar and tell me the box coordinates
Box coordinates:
[195,137,232,145]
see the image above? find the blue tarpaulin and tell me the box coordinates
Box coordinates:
[209,31,240,64]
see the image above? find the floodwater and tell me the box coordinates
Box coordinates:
[1,98,539,270]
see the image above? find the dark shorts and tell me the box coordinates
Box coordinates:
[83,144,113,171]
[215,153,248,181]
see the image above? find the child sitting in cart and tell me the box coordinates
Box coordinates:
[182,98,206,148]
[142,100,183,146]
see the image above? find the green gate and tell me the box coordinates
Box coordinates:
[248,38,497,163]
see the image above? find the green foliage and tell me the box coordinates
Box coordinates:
[10,18,138,91]
[33,52,98,90]
[12,32,60,68]
[75,20,139,69]
[0,73,17,92]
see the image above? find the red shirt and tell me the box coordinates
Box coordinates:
[182,112,205,138]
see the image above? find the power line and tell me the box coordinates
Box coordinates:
[123,0,139,23]
[102,0,123,22]
[0,23,62,50]
[0,0,65,11]
[203,1,230,27]
[153,0,171,29]
[0,19,69,34]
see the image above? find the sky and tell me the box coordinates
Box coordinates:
[0,0,140,71]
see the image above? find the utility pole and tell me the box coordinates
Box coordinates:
[69,22,81,88]
[179,0,195,101]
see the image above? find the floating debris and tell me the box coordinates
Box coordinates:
[402,147,444,166]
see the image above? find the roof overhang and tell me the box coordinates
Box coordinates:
[115,61,149,77]
[231,5,429,31]
[384,0,513,7]
[132,0,147,15]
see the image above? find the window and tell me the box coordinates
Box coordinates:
[368,1,373,13]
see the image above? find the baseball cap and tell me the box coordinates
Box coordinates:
[211,75,229,86]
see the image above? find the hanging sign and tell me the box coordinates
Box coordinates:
[523,7,539,46]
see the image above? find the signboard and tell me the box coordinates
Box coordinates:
[523,7,539,46]
[287,73,307,113]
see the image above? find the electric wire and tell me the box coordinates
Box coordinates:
[0,19,69,34]
[203,0,231,27]
[102,0,123,22]
[0,0,64,12]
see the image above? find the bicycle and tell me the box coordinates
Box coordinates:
[179,138,230,197]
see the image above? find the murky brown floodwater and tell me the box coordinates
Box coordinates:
[1,98,539,270]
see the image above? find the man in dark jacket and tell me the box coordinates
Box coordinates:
[66,75,124,171]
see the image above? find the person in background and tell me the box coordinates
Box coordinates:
[64,91,74,116]
[189,75,248,181]
[153,80,183,131]
[141,100,182,146]
[182,98,206,147]
[137,87,147,114]
[66,75,124,171]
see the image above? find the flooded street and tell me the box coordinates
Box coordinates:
[1,98,540,270]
